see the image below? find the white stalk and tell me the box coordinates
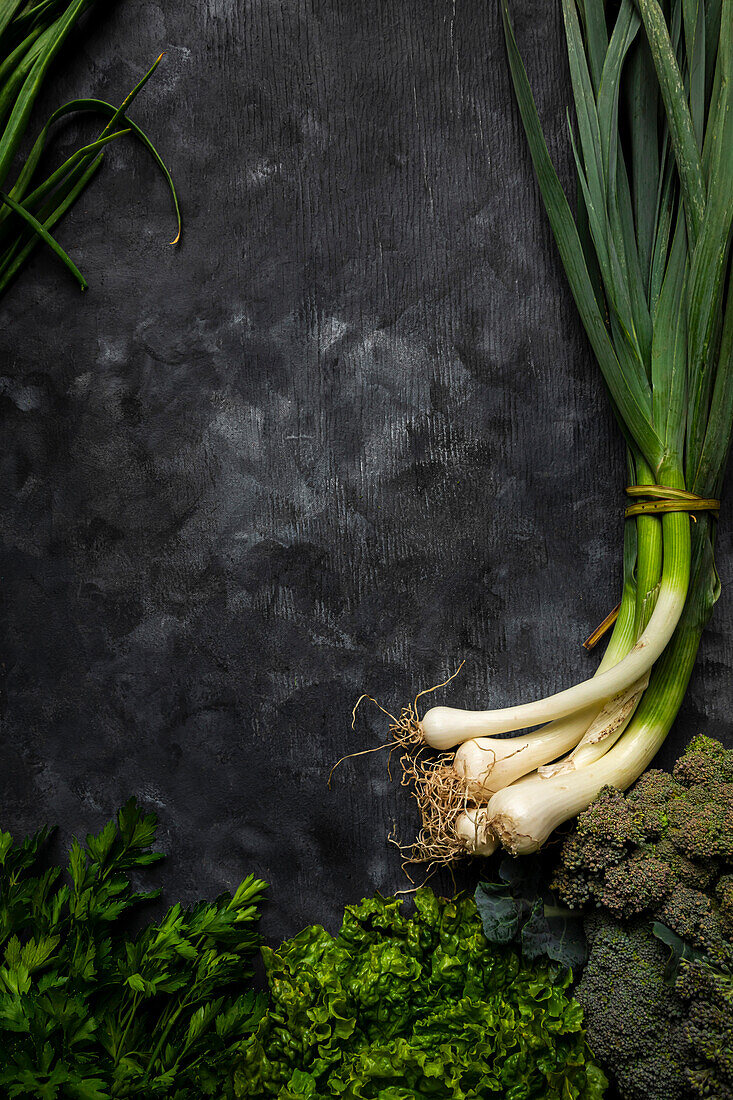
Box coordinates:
[453,705,599,794]
[472,515,698,856]
[419,544,687,750]
[483,706,677,854]
[537,673,647,777]
[455,807,499,856]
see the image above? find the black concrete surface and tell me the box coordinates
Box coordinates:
[1,0,731,955]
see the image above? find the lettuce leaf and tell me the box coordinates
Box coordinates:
[235,889,606,1099]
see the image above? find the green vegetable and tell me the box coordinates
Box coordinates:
[477,0,733,849]
[554,735,733,959]
[0,2,180,297]
[475,857,587,971]
[236,888,607,1100]
[0,799,266,1098]
[577,914,733,1100]
[403,0,733,862]
[555,737,733,1099]
[575,916,688,1100]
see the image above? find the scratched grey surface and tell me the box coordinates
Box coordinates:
[1,0,732,946]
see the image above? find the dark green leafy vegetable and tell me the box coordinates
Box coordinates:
[0,799,266,1098]
[236,888,607,1100]
[475,857,587,971]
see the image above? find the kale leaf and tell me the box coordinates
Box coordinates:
[475,855,587,970]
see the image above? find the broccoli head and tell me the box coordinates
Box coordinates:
[578,916,733,1100]
[556,737,733,1100]
[575,915,687,1100]
[672,735,733,790]
[554,736,733,935]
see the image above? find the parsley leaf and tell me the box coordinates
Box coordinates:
[0,799,267,1098]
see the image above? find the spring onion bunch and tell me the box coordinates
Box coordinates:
[0,0,180,297]
[400,0,732,861]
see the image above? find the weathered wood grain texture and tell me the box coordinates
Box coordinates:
[0,0,731,943]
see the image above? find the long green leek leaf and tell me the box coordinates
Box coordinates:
[500,0,662,469]
[0,3,179,299]
[0,186,86,287]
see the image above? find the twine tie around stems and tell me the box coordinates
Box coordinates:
[582,486,721,650]
[624,484,721,519]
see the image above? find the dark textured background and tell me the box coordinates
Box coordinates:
[1,0,732,947]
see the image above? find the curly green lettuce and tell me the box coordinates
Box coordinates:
[235,888,606,1100]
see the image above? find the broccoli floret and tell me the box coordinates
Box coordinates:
[554,737,733,923]
[677,962,733,1098]
[659,884,733,970]
[575,915,687,1100]
[669,782,733,861]
[655,836,716,892]
[628,768,685,837]
[673,735,733,789]
[577,785,648,847]
[600,851,671,916]
[555,737,733,1100]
